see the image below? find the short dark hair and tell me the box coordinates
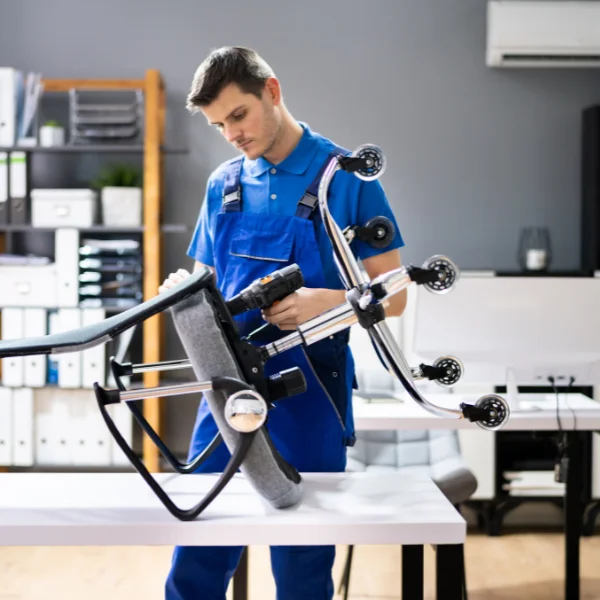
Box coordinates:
[186,46,275,113]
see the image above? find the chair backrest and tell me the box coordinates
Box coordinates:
[346,429,463,472]
[345,429,478,504]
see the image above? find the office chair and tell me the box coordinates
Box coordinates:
[337,429,475,600]
[339,318,476,599]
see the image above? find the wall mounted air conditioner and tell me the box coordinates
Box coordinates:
[487,1,600,67]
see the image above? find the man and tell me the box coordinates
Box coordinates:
[160,46,407,600]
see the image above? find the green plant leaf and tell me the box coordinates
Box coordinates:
[91,162,142,189]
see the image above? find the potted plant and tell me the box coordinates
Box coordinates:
[92,163,143,227]
[39,120,65,147]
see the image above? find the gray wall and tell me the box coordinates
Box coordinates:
[2,0,600,454]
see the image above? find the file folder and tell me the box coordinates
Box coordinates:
[0,387,13,465]
[12,387,34,466]
[0,152,8,224]
[55,228,80,307]
[46,310,59,385]
[108,402,133,466]
[0,68,16,146]
[9,152,28,224]
[81,308,106,388]
[1,308,24,387]
[57,308,81,388]
[23,308,47,387]
[71,390,111,466]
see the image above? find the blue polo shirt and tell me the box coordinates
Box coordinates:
[187,122,405,290]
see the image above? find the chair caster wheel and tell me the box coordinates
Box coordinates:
[433,355,464,387]
[475,394,510,431]
[421,255,460,294]
[351,144,386,181]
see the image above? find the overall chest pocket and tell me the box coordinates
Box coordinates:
[229,230,294,264]
[221,230,296,312]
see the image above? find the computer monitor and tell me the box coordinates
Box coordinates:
[411,273,600,388]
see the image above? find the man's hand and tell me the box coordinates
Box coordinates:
[158,268,191,294]
[262,287,346,330]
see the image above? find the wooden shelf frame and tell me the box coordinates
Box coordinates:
[0,69,168,473]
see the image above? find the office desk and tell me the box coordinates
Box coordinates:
[352,391,600,600]
[0,471,466,600]
[353,392,600,431]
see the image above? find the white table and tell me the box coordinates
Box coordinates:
[352,390,600,600]
[353,392,600,431]
[0,471,466,600]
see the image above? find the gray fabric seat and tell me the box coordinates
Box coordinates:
[171,287,304,510]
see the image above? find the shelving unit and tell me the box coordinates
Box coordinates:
[0,224,187,233]
[0,69,181,474]
[0,145,187,154]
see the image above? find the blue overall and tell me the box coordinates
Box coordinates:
[166,124,404,600]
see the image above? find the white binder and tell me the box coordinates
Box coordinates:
[1,308,24,387]
[108,402,133,466]
[12,387,34,466]
[0,152,8,223]
[23,308,47,387]
[71,390,111,466]
[0,387,13,465]
[57,308,81,388]
[46,310,59,385]
[81,308,106,388]
[34,388,54,465]
[34,388,74,466]
[8,151,27,199]
[0,68,16,146]
[55,228,80,307]
[35,388,63,465]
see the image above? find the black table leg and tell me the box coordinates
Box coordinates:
[436,544,462,600]
[402,545,424,600]
[233,547,248,600]
[565,431,584,600]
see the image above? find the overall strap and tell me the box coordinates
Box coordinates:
[295,146,347,220]
[221,156,244,213]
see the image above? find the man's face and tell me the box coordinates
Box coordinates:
[201,81,281,160]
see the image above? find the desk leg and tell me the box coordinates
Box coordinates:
[565,431,584,600]
[233,548,248,600]
[436,545,462,600]
[402,545,424,600]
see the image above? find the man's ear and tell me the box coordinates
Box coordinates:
[264,78,282,105]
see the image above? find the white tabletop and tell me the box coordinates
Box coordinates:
[353,392,600,431]
[0,471,465,547]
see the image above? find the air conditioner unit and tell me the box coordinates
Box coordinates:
[487,1,600,67]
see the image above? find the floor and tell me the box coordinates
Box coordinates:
[1,531,600,599]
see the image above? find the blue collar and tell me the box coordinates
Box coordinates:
[246,122,319,177]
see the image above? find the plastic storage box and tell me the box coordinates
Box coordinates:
[31,189,98,228]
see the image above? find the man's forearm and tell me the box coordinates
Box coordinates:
[322,287,407,318]
[384,287,408,318]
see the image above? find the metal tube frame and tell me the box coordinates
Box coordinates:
[110,358,222,475]
[93,376,259,521]
[316,154,463,418]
